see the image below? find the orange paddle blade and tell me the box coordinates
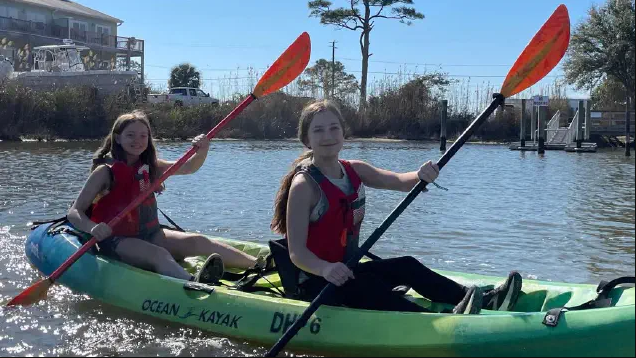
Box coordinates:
[500,4,570,97]
[6,278,51,306]
[253,32,311,98]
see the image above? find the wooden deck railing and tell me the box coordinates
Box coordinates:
[0,16,143,52]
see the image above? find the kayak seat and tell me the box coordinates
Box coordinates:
[541,291,573,311]
[512,290,548,312]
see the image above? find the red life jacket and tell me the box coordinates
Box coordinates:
[90,160,160,238]
[302,160,366,263]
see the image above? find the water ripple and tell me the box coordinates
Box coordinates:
[1,140,634,356]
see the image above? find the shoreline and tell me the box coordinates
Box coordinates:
[2,136,512,145]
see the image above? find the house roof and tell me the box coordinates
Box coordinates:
[12,0,123,24]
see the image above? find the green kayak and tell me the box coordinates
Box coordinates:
[25,222,635,357]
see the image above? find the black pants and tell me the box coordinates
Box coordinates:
[298,256,468,312]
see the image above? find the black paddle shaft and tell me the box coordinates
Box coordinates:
[265,94,506,357]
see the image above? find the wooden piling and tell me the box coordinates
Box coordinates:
[520,99,526,147]
[626,95,631,157]
[538,105,547,154]
[440,100,447,152]
[585,100,591,140]
[531,105,537,141]
[577,100,584,149]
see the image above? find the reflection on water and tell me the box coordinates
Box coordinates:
[1,140,634,356]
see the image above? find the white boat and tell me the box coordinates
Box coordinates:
[9,39,141,96]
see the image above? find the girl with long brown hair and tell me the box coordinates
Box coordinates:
[271,100,522,314]
[67,110,257,284]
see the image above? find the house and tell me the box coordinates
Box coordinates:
[0,0,143,81]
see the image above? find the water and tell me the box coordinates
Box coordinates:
[1,140,634,356]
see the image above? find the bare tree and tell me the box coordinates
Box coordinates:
[308,0,424,109]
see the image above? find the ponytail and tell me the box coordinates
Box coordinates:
[90,136,113,172]
[270,150,313,235]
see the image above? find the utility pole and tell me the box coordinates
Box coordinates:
[330,40,337,99]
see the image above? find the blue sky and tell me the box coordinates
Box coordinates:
[80,0,598,100]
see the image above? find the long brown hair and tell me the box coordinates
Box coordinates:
[91,110,160,184]
[270,100,346,235]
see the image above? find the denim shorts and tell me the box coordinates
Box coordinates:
[96,236,126,260]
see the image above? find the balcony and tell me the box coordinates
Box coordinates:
[0,16,143,55]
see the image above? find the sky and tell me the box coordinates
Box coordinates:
[78,0,600,100]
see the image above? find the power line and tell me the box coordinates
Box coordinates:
[146,77,257,82]
[339,57,564,70]
[145,64,269,72]
[339,57,510,67]
[142,66,562,81]
[363,70,561,78]
[149,42,273,49]
[146,72,563,82]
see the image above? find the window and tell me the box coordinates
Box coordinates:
[27,11,46,31]
[95,24,110,35]
[27,12,45,23]
[189,89,197,96]
[95,24,111,45]
[169,88,187,96]
[197,90,208,97]
[70,20,88,31]
[69,20,88,41]
[0,6,19,19]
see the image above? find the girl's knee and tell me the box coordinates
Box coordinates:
[401,255,420,266]
[153,245,174,259]
[190,234,208,243]
[143,245,175,269]
[114,238,178,272]
[399,255,431,271]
